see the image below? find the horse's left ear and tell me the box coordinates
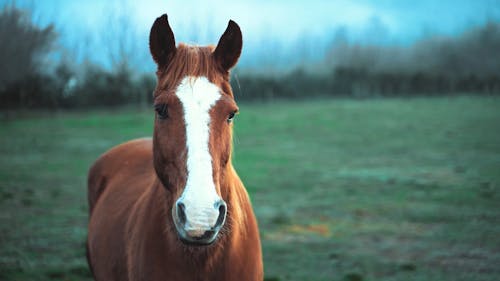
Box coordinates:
[213,20,242,72]
[149,14,176,69]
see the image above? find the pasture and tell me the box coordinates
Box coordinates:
[0,96,499,281]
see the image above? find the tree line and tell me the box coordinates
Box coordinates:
[0,4,498,110]
[237,21,500,100]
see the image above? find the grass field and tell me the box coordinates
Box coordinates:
[1,96,499,281]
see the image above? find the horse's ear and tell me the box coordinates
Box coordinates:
[213,20,242,72]
[149,14,176,68]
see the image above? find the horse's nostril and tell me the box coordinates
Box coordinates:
[176,202,187,225]
[214,200,227,228]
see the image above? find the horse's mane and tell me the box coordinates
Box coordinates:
[156,44,232,97]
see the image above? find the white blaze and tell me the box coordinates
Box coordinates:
[175,76,221,232]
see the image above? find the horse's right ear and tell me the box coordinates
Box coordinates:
[149,14,176,68]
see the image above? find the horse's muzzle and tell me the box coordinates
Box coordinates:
[173,199,227,245]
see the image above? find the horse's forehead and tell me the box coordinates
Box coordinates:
[174,76,222,111]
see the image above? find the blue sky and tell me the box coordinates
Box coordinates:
[4,0,500,71]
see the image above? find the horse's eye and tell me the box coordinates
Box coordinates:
[227,110,238,123]
[155,104,168,120]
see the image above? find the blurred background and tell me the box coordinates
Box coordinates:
[1,0,500,107]
[0,0,499,280]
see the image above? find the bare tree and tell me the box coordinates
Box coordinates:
[0,3,58,108]
[0,3,55,90]
[100,2,145,72]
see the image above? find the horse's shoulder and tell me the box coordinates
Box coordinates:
[106,138,153,159]
[91,138,152,170]
[87,138,153,213]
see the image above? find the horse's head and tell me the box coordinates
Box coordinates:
[149,14,242,245]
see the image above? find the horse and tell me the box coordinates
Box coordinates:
[86,14,263,281]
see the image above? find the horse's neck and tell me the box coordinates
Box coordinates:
[221,164,249,231]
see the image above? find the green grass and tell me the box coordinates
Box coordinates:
[1,96,499,281]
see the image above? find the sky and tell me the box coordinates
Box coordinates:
[4,0,500,71]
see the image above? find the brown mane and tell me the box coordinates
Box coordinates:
[156,44,233,98]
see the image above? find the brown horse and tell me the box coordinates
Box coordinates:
[87,14,263,281]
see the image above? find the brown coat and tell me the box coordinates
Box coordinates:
[87,139,262,280]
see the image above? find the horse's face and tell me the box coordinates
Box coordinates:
[149,15,242,245]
